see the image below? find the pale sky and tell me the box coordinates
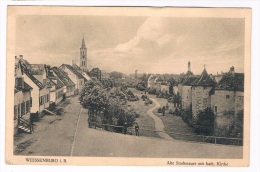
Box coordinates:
[15,15,245,75]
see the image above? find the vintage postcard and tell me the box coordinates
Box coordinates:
[6,6,251,166]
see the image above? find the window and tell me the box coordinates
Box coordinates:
[226,95,230,99]
[203,98,207,105]
[14,105,17,120]
[26,100,30,113]
[30,97,32,107]
[215,106,217,113]
[39,96,44,105]
[46,94,49,102]
[21,102,25,117]
[18,104,20,118]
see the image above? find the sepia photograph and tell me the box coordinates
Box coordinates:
[5,6,251,166]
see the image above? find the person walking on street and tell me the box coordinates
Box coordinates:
[162,106,166,116]
[123,122,128,135]
[135,123,139,136]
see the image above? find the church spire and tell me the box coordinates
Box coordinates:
[81,35,86,49]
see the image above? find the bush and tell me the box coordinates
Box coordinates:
[148,88,156,95]
[181,109,193,125]
[193,108,214,135]
[157,108,162,113]
[141,94,147,101]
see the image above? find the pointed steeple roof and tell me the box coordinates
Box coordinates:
[192,67,216,86]
[81,36,86,48]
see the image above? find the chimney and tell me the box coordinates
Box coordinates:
[19,55,23,59]
[229,66,235,75]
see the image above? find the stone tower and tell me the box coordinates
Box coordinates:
[80,36,87,72]
[188,61,191,72]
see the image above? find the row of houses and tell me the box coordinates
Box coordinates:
[145,61,244,136]
[14,55,91,134]
[147,75,179,94]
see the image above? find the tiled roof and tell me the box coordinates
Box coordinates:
[182,76,198,86]
[19,60,45,89]
[52,67,75,87]
[47,76,65,89]
[61,64,85,80]
[215,73,244,92]
[192,69,216,86]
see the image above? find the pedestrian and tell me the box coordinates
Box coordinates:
[123,122,128,135]
[162,106,166,116]
[134,123,139,136]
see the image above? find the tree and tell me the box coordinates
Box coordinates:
[80,79,137,132]
[89,68,102,81]
[229,110,244,138]
[101,78,114,89]
[193,107,215,135]
[109,71,124,80]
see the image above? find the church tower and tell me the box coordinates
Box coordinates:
[80,36,87,72]
[186,61,193,75]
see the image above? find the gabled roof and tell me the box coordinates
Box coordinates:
[52,67,76,87]
[45,78,55,88]
[19,60,45,89]
[182,76,198,86]
[192,69,216,86]
[24,72,45,89]
[215,73,244,92]
[47,76,65,89]
[61,64,85,80]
